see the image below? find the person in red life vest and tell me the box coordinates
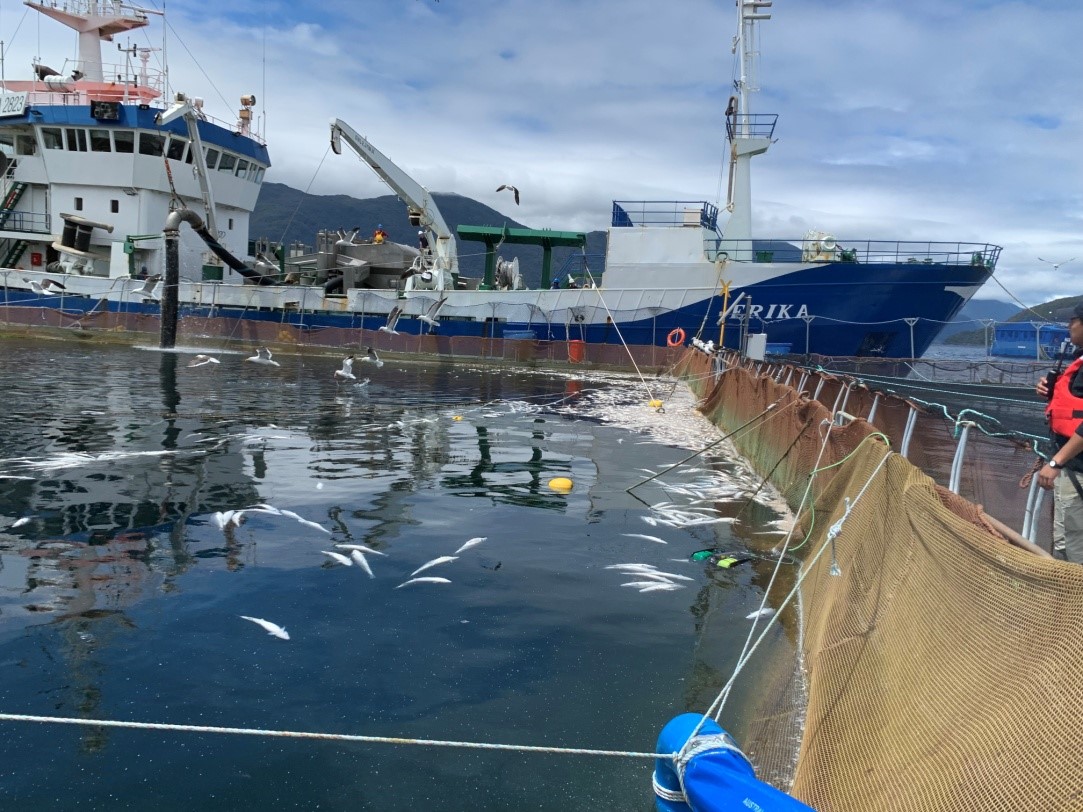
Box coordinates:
[1036,302,1083,563]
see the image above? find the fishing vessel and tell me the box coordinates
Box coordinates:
[0,0,999,362]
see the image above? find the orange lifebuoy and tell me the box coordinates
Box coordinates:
[666,328,686,347]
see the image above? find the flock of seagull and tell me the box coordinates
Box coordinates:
[182,346,384,384]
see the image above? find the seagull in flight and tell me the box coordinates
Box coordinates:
[496,184,520,205]
[245,347,281,367]
[334,355,356,381]
[1038,257,1077,272]
[133,275,163,301]
[188,354,220,368]
[418,296,446,329]
[362,346,384,368]
[24,278,66,296]
[379,305,403,335]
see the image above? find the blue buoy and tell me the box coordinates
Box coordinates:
[653,714,814,811]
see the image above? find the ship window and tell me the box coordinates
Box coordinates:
[165,136,186,161]
[42,128,63,150]
[113,130,134,153]
[247,164,258,181]
[89,129,112,152]
[228,218,234,230]
[254,167,264,183]
[65,128,88,152]
[235,159,248,177]
[15,135,36,156]
[74,197,83,211]
[218,152,236,173]
[204,148,219,170]
[138,132,165,156]
[111,199,119,213]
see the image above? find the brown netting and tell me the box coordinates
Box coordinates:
[674,349,1083,811]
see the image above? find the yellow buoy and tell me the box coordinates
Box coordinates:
[452,415,463,421]
[548,477,573,492]
[648,399,664,409]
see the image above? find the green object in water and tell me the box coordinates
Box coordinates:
[716,557,740,569]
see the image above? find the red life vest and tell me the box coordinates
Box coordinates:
[1046,356,1083,437]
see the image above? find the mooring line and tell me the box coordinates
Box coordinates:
[0,713,664,760]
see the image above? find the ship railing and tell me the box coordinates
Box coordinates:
[704,238,1002,268]
[612,201,719,229]
[0,208,50,234]
[725,113,778,141]
[555,252,607,288]
[19,87,266,146]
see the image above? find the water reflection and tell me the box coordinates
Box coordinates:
[0,341,800,810]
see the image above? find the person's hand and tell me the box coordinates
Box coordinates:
[1037,376,1051,397]
[1038,463,1060,489]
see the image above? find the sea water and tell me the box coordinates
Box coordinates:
[0,339,797,811]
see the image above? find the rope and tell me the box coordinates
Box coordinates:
[675,442,894,755]
[625,397,786,492]
[0,712,665,760]
[578,258,657,402]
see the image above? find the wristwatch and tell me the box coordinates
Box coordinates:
[1049,459,1063,469]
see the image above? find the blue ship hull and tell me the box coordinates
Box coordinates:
[1,254,988,359]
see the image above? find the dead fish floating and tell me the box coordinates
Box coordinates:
[239,615,290,640]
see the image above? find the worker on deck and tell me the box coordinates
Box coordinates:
[373,224,388,244]
[1036,302,1083,564]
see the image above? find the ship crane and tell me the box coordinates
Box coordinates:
[329,118,458,291]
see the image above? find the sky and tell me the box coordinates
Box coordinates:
[1,0,1081,306]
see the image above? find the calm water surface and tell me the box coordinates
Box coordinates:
[0,339,795,810]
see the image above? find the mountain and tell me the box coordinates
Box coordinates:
[933,298,1018,342]
[943,295,1083,345]
[250,182,607,287]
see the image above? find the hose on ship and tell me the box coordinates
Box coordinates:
[163,208,278,286]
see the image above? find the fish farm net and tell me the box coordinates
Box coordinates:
[675,350,1083,812]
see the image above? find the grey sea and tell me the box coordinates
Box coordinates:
[0,338,796,811]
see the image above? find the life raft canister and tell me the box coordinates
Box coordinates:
[666,328,686,347]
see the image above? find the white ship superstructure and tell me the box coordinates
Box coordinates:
[0,1,269,284]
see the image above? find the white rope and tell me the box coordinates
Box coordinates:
[675,416,892,759]
[0,712,666,760]
[578,259,658,402]
[707,445,892,730]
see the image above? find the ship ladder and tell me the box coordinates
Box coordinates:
[0,181,27,230]
[1,238,29,268]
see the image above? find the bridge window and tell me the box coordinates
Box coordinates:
[114,130,134,153]
[138,132,164,156]
[235,158,248,178]
[65,129,88,152]
[218,152,236,173]
[41,127,63,150]
[165,136,187,162]
[204,147,219,170]
[253,167,264,184]
[15,135,36,156]
[74,197,83,211]
[111,199,119,213]
[89,129,111,152]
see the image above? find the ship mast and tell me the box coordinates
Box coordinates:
[724,0,776,258]
[25,0,149,82]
